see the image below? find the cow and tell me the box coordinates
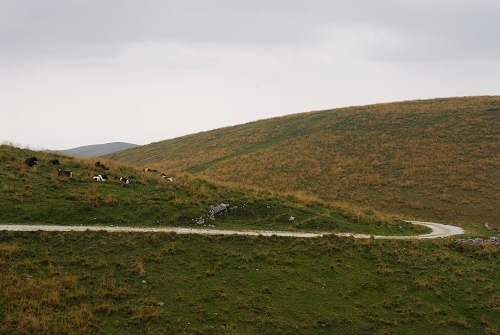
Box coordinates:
[119,177,130,184]
[25,157,37,167]
[161,173,174,182]
[145,168,159,173]
[95,161,109,170]
[93,174,107,182]
[58,169,73,178]
[49,159,60,165]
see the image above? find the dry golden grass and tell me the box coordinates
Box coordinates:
[107,96,500,227]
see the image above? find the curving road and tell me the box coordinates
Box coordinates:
[334,221,465,239]
[0,220,464,239]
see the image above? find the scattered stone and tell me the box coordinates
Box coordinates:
[484,223,490,229]
[289,216,296,222]
[142,280,146,284]
[192,217,205,225]
[192,204,236,226]
[456,236,500,245]
[157,301,164,306]
[208,203,230,220]
[210,203,230,216]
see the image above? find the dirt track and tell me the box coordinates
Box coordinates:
[0,220,464,239]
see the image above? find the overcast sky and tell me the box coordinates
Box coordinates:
[1,0,499,150]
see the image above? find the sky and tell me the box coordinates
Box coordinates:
[1,1,499,150]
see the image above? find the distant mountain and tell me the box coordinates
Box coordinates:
[59,142,139,158]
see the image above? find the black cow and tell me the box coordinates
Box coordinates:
[25,157,37,167]
[58,169,73,178]
[95,161,109,170]
[49,159,60,165]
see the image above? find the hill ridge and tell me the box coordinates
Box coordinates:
[59,141,139,158]
[106,96,500,227]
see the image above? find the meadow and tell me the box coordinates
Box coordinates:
[0,231,498,334]
[106,96,500,228]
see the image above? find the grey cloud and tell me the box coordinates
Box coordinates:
[1,0,499,62]
[1,1,500,150]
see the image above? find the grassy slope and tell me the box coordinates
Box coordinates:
[106,96,500,228]
[0,145,421,235]
[0,231,498,334]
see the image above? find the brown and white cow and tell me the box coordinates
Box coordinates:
[58,169,73,178]
[119,177,130,184]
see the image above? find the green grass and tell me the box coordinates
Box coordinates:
[105,96,500,228]
[0,231,498,334]
[0,127,497,335]
[0,145,423,236]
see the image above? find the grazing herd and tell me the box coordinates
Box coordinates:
[23,156,173,185]
[146,169,174,182]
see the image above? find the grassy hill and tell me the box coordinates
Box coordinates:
[106,96,500,228]
[0,145,498,334]
[0,145,419,235]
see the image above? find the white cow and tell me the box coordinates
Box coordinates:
[93,175,106,182]
[161,174,174,182]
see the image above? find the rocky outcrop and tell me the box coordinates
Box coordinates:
[456,236,500,245]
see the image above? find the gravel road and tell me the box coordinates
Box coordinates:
[0,220,464,239]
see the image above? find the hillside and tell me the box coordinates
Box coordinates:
[58,142,138,158]
[1,145,498,335]
[106,96,500,228]
[0,145,417,235]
